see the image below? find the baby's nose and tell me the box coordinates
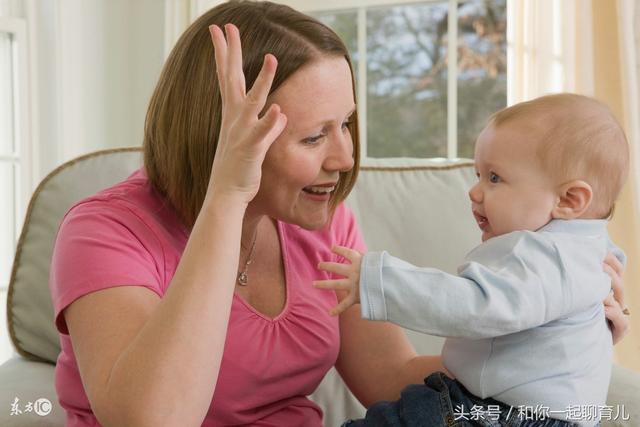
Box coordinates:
[468,183,483,203]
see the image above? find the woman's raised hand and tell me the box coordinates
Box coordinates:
[207,24,287,205]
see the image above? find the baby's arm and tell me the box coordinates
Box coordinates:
[318,231,610,339]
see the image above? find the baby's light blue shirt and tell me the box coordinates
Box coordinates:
[360,219,625,426]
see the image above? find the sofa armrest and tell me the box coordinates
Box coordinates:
[0,357,64,427]
[603,364,640,427]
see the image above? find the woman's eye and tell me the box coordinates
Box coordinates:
[341,120,352,130]
[303,134,325,144]
[489,172,501,183]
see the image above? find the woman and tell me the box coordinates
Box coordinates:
[49,2,629,426]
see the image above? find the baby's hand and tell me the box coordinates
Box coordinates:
[313,245,363,316]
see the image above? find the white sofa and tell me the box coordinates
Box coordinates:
[1,149,639,426]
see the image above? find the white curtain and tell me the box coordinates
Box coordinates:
[612,0,640,371]
[507,0,594,104]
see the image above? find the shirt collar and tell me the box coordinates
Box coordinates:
[538,219,609,236]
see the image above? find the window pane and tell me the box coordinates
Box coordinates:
[0,31,15,155]
[366,3,449,158]
[457,0,507,158]
[0,161,15,288]
[315,11,358,76]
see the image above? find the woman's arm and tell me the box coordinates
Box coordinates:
[335,304,446,407]
[64,24,286,426]
[65,199,246,426]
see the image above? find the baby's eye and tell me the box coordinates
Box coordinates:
[489,172,501,183]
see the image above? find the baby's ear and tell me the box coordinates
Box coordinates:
[551,180,593,219]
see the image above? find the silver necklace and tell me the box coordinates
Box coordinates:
[237,230,258,286]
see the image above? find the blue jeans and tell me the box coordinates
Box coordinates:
[341,372,583,427]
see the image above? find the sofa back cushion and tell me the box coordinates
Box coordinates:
[8,148,143,363]
[346,158,479,353]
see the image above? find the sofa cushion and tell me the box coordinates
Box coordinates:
[7,148,143,363]
[346,158,478,354]
[0,358,65,426]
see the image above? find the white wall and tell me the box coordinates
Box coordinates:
[32,0,165,181]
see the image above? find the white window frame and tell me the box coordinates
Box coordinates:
[281,0,509,161]
[0,15,31,290]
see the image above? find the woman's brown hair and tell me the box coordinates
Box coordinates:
[144,0,360,227]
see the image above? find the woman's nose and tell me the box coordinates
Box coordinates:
[469,182,483,203]
[324,129,355,172]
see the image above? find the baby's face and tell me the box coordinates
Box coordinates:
[469,123,558,242]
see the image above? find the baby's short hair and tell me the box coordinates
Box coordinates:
[488,93,629,218]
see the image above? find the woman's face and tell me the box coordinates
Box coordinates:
[251,56,356,230]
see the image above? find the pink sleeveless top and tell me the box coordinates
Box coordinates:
[49,168,366,426]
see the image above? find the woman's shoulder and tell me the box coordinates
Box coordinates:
[63,167,186,237]
[67,168,156,215]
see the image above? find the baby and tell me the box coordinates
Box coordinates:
[315,93,629,426]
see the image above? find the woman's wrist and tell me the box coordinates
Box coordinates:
[194,194,248,233]
[202,190,250,214]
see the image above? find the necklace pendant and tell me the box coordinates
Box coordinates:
[238,271,249,286]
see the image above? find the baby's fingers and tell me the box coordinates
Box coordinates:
[313,279,352,291]
[318,261,352,277]
[329,295,356,317]
[331,245,362,263]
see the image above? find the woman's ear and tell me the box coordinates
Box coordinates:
[552,180,593,219]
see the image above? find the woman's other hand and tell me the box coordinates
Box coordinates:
[603,253,630,344]
[207,24,287,204]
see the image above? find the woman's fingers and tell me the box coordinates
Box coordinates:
[245,54,278,117]
[212,24,280,138]
[605,253,624,276]
[209,25,228,96]
[209,24,245,107]
[604,293,630,344]
[253,104,287,150]
[224,23,246,104]
[603,256,626,314]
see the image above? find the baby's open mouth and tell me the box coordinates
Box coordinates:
[473,211,489,230]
